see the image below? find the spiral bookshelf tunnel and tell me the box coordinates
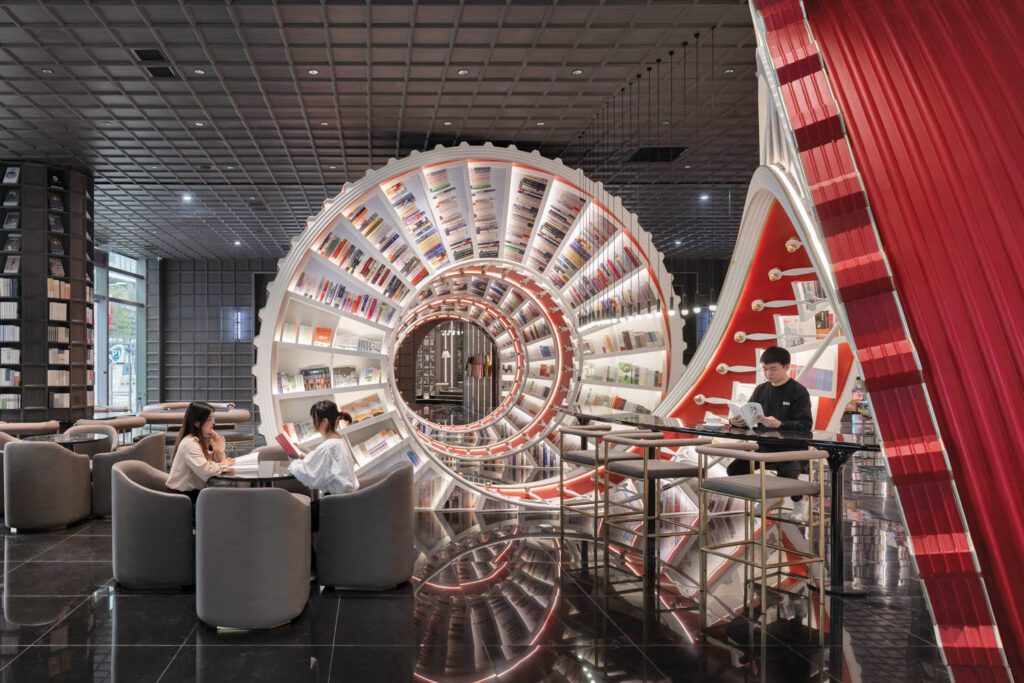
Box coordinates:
[254,144,686,509]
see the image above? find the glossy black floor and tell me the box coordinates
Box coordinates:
[0,458,949,682]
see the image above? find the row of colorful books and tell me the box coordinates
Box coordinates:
[582,329,664,355]
[469,165,500,258]
[384,179,450,268]
[292,271,397,326]
[526,185,586,272]
[564,246,642,307]
[315,233,411,302]
[343,204,428,284]
[276,365,383,394]
[503,174,548,262]
[425,167,474,262]
[581,361,663,388]
[547,214,616,287]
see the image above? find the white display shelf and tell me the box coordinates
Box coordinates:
[355,436,415,476]
[285,291,392,332]
[276,341,387,359]
[580,378,664,391]
[583,346,666,360]
[275,382,387,401]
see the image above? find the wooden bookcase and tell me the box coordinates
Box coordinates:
[0,161,94,424]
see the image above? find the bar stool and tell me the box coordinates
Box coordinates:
[558,424,662,567]
[696,445,827,646]
[600,434,711,589]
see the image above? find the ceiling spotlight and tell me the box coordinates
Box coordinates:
[674,240,681,246]
[248,196,256,201]
[101,121,112,127]
[307,68,320,75]
[182,193,193,203]
[661,120,670,126]
[233,240,241,246]
[329,165,337,170]
[684,164,692,169]
[194,121,205,127]
[193,68,206,75]
[536,121,546,126]
[42,68,54,75]
[699,193,710,201]
[693,306,702,314]
[723,68,736,75]
[227,165,234,170]
[443,121,453,126]
[456,68,470,75]
[571,68,584,76]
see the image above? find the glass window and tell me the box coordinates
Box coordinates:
[94,251,146,412]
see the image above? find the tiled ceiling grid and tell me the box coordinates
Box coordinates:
[0,1,758,259]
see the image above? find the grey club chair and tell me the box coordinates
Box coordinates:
[196,487,310,629]
[0,431,20,513]
[3,441,91,531]
[64,424,118,458]
[111,460,194,589]
[317,460,414,590]
[93,433,167,517]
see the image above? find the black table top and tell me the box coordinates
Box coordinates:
[24,432,109,445]
[562,408,880,452]
[208,460,294,483]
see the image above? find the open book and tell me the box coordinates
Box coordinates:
[274,431,301,457]
[229,451,261,473]
[727,401,765,429]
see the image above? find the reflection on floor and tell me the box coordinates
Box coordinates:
[0,459,949,682]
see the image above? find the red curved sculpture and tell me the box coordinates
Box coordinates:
[754,0,1022,676]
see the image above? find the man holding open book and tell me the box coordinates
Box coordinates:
[727,346,814,520]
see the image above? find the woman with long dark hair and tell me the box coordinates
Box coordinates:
[287,400,359,494]
[166,401,236,504]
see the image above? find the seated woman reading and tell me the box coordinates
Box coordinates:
[287,400,360,495]
[166,401,236,504]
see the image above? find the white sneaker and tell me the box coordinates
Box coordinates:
[752,498,783,516]
[783,499,809,523]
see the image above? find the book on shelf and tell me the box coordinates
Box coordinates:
[50,392,70,409]
[279,322,298,344]
[49,258,65,277]
[0,301,16,320]
[48,192,64,212]
[359,366,381,385]
[2,191,18,208]
[48,236,65,255]
[282,419,316,443]
[49,347,69,364]
[2,167,20,185]
[332,365,358,387]
[351,428,403,468]
[47,369,70,386]
[3,234,19,251]
[276,371,303,394]
[2,213,17,231]
[0,368,20,387]
[0,324,21,343]
[300,366,331,391]
[0,394,21,410]
[1,348,20,364]
[338,394,385,423]
[312,326,333,347]
[3,256,19,274]
[47,325,69,343]
[48,214,63,233]
[48,301,66,320]
[297,325,314,346]
[47,278,70,298]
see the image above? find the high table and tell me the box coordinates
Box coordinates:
[562,409,881,597]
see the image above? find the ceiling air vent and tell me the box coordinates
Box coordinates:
[132,47,167,63]
[626,146,688,163]
[131,48,178,79]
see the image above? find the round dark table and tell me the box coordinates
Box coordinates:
[208,460,295,488]
[24,432,109,454]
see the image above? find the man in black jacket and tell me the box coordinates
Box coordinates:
[727,346,813,519]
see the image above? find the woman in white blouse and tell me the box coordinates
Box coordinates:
[287,400,359,495]
[167,401,236,504]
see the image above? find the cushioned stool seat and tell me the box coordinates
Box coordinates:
[563,448,643,466]
[701,472,818,500]
[607,459,699,479]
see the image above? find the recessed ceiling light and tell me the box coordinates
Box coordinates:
[536,121,546,126]
[319,121,329,127]
[149,165,159,170]
[674,240,681,246]
[194,121,205,127]
[329,165,337,170]
[699,193,710,201]
[684,164,692,169]
[571,68,584,76]
[661,120,670,126]
[443,121,453,126]
[193,68,205,75]
[456,68,469,75]
[233,240,241,246]
[42,68,54,75]
[227,165,234,170]
[248,196,256,201]
[182,193,193,203]
[723,68,736,75]
[307,68,319,75]
[693,306,702,314]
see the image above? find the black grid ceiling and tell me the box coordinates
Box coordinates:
[0,0,758,259]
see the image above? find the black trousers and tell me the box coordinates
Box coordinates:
[726,458,804,501]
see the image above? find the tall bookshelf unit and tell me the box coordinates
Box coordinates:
[0,161,94,424]
[253,145,685,510]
